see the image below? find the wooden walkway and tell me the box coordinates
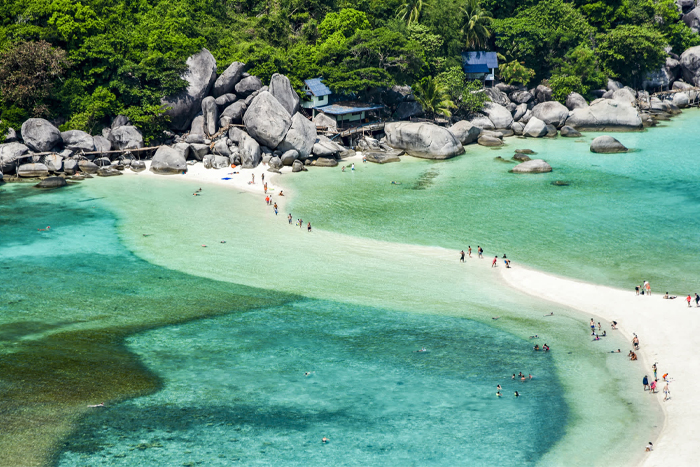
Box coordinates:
[339,122,385,138]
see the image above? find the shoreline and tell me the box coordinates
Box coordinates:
[118,154,676,466]
[499,265,698,467]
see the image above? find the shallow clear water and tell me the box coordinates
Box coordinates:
[286,111,700,295]
[59,301,567,466]
[3,110,685,466]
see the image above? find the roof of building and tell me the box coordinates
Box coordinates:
[304,78,332,97]
[461,51,498,69]
[318,102,384,115]
[464,63,491,74]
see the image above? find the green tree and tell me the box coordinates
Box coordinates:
[436,66,487,114]
[548,75,588,103]
[0,40,70,117]
[396,0,428,26]
[499,60,535,85]
[318,8,371,39]
[552,44,606,92]
[461,0,493,50]
[492,0,593,81]
[597,25,667,86]
[413,75,456,117]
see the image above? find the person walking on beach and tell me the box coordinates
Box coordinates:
[590,319,595,333]
[642,375,649,391]
[635,285,640,295]
[299,218,303,228]
[492,256,498,267]
[633,335,640,349]
[288,214,293,224]
[687,295,692,307]
[307,222,312,232]
[663,382,670,401]
[251,173,255,184]
[261,173,264,183]
[652,363,658,381]
[695,293,699,307]
[264,182,268,194]
[273,203,278,215]
[460,250,465,262]
[644,281,651,296]
[351,163,355,171]
[468,246,472,258]
[478,246,483,258]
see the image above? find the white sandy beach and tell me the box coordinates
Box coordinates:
[501,265,700,467]
[122,156,692,466]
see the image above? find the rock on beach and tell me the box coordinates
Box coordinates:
[384,122,464,159]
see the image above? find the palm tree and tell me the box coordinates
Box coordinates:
[413,76,456,118]
[461,0,493,50]
[396,0,428,26]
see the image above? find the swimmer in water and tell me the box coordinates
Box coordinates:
[492,316,500,320]
[529,374,533,379]
[497,384,502,390]
[322,437,329,444]
[304,372,310,377]
[220,241,226,243]
[514,391,520,397]
[544,312,554,316]
[512,374,516,379]
[496,391,502,397]
[88,403,105,408]
[415,347,427,352]
[530,335,538,339]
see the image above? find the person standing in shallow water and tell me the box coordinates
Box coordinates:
[460,250,465,262]
[468,246,472,258]
[478,246,483,258]
[307,222,312,232]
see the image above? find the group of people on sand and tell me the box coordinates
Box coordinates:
[459,247,510,268]
[642,363,671,401]
[635,280,652,296]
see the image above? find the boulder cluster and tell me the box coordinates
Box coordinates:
[0,48,355,179]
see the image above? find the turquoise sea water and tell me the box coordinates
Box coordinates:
[6,112,695,466]
[287,111,700,295]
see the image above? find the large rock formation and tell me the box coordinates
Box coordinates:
[590,135,628,153]
[150,146,188,174]
[612,88,636,105]
[44,154,63,172]
[108,126,144,150]
[566,93,588,110]
[470,115,496,130]
[18,163,49,177]
[523,117,548,138]
[277,112,317,159]
[213,62,245,97]
[162,48,218,131]
[219,101,247,126]
[201,96,218,136]
[535,85,552,102]
[269,73,301,116]
[235,76,263,96]
[566,99,643,131]
[483,102,513,129]
[512,159,552,173]
[61,130,95,151]
[484,87,510,106]
[93,135,111,153]
[682,7,700,33]
[0,142,29,173]
[243,91,292,149]
[448,121,481,145]
[35,176,67,188]
[384,122,464,159]
[236,131,262,168]
[21,119,62,152]
[531,101,569,128]
[313,112,337,131]
[78,160,99,174]
[680,45,700,86]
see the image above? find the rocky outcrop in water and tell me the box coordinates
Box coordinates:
[512,159,552,173]
[590,135,628,153]
[384,122,464,159]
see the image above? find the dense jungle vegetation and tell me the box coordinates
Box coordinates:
[0,0,698,139]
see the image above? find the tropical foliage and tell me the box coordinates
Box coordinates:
[413,76,456,117]
[0,0,694,137]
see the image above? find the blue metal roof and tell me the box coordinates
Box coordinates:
[304,78,332,97]
[461,52,498,68]
[464,64,490,74]
[318,103,384,115]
